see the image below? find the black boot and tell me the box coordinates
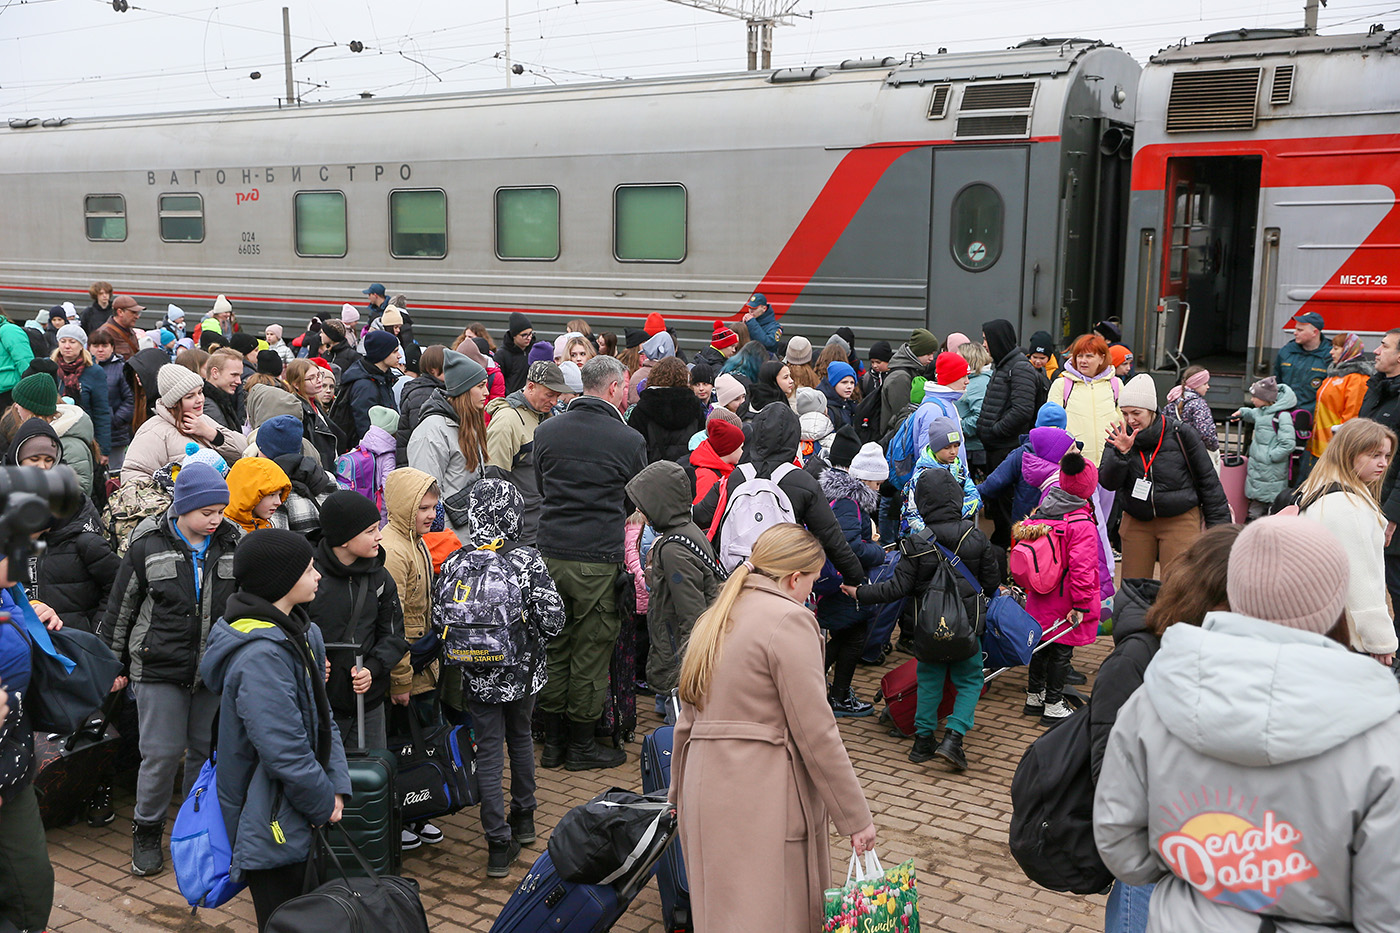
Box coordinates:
[540,713,568,769]
[131,819,165,877]
[486,835,522,878]
[907,733,936,763]
[1065,666,1087,686]
[934,730,967,771]
[508,808,536,845]
[564,718,626,772]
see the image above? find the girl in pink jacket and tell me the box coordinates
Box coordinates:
[1019,450,1101,726]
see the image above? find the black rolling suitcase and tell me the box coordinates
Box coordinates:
[32,696,121,828]
[324,646,401,877]
[639,696,691,933]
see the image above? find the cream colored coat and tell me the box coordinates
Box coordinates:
[1049,369,1121,465]
[672,575,872,933]
[121,403,245,483]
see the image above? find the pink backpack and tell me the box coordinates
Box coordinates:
[334,447,380,512]
[1008,519,1070,595]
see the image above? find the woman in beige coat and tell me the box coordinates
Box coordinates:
[121,363,245,482]
[675,524,876,933]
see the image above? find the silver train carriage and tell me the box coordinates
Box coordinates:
[0,39,1140,355]
[1121,26,1400,409]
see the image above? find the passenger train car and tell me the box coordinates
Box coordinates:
[0,39,1139,353]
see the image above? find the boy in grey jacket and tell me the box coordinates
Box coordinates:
[1094,516,1400,932]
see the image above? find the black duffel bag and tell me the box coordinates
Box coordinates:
[547,788,675,889]
[7,615,124,735]
[387,703,478,823]
[266,825,428,933]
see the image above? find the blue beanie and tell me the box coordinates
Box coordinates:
[1035,402,1068,429]
[926,415,962,449]
[826,361,857,388]
[173,462,230,513]
[362,329,400,365]
[257,414,304,460]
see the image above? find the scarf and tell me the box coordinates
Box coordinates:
[1166,369,1210,404]
[57,356,85,399]
[1336,332,1363,363]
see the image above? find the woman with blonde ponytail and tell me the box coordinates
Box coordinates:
[673,524,876,933]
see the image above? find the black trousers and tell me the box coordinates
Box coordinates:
[984,447,1016,549]
[1027,643,1073,705]
[247,861,319,931]
[825,619,871,697]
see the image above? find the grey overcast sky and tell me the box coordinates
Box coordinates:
[2,0,1397,117]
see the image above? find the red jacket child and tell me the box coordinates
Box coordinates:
[1022,450,1102,648]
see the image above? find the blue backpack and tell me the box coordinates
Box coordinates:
[171,721,245,910]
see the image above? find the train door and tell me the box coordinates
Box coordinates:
[928,147,1028,334]
[1157,156,1261,378]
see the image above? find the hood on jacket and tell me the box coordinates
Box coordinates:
[626,461,693,533]
[1112,578,1160,645]
[246,382,303,432]
[1145,611,1400,766]
[1036,486,1089,518]
[51,403,91,440]
[225,458,291,530]
[313,534,385,578]
[821,466,879,514]
[687,440,734,474]
[385,467,437,542]
[272,452,335,498]
[200,591,313,693]
[888,344,925,376]
[800,410,835,444]
[1327,355,1376,380]
[46,495,105,542]
[921,382,963,404]
[417,389,458,427]
[4,417,62,465]
[341,358,391,391]
[1259,382,1299,417]
[913,466,963,526]
[748,403,801,473]
[464,477,523,546]
[635,385,707,431]
[359,425,396,456]
[982,319,1019,363]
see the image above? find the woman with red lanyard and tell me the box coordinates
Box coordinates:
[1099,374,1232,579]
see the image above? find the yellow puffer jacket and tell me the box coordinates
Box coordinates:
[1049,369,1122,466]
[223,457,290,532]
[382,467,438,696]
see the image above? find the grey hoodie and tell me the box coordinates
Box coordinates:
[1094,611,1400,932]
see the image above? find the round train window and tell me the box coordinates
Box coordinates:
[951,183,1004,272]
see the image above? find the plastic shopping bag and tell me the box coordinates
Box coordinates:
[823,849,919,933]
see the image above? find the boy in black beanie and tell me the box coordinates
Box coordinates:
[305,492,409,769]
[200,528,351,931]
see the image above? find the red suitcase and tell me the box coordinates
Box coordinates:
[875,659,961,738]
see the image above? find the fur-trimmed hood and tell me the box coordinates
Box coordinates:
[821,465,879,514]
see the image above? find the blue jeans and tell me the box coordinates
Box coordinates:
[1104,881,1153,933]
[914,654,983,736]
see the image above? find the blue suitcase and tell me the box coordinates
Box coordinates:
[490,850,624,933]
[860,549,906,663]
[640,721,691,933]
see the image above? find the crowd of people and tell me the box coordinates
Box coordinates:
[0,282,1397,933]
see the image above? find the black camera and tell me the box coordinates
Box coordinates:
[0,465,82,570]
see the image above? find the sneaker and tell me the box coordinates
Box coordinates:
[1040,699,1073,726]
[1022,690,1045,716]
[415,822,444,845]
[486,836,522,878]
[1065,667,1088,686]
[830,692,874,718]
[894,636,916,656]
[131,820,165,877]
[87,784,115,828]
[1111,548,1122,563]
[401,827,422,851]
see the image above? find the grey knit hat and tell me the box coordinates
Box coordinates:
[1227,516,1347,635]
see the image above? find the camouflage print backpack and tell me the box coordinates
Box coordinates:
[434,542,526,669]
[103,463,177,556]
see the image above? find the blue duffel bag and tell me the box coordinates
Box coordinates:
[858,549,905,663]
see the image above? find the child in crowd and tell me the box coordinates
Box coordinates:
[223,456,291,533]
[101,462,242,877]
[1018,450,1102,725]
[256,414,337,535]
[383,469,443,726]
[443,479,565,877]
[903,415,980,533]
[1109,344,1133,379]
[683,413,744,504]
[818,437,889,718]
[305,491,409,769]
[850,467,1000,769]
[198,529,351,929]
[1232,376,1298,522]
[623,508,651,695]
[625,461,724,724]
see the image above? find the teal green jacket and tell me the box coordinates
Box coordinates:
[0,318,34,393]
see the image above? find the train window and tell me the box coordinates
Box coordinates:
[390,189,447,259]
[84,195,126,241]
[158,193,204,243]
[495,187,560,261]
[614,184,686,262]
[294,191,347,258]
[950,183,1002,272]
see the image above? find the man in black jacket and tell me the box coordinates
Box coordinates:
[694,403,865,584]
[532,355,647,771]
[498,312,535,394]
[1361,328,1400,623]
[978,319,1038,547]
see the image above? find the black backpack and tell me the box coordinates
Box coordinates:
[901,528,981,664]
[327,383,359,448]
[1008,703,1114,895]
[852,389,883,444]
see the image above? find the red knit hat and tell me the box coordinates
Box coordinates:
[935,351,969,386]
[706,418,745,457]
[644,313,667,336]
[711,320,739,351]
[310,356,333,372]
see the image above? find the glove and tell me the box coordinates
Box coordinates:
[409,628,441,673]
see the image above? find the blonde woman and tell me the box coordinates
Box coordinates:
[51,323,113,463]
[956,341,994,476]
[1296,417,1398,664]
[674,524,875,933]
[564,334,596,367]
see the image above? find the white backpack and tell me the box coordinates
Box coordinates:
[712,462,798,571]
